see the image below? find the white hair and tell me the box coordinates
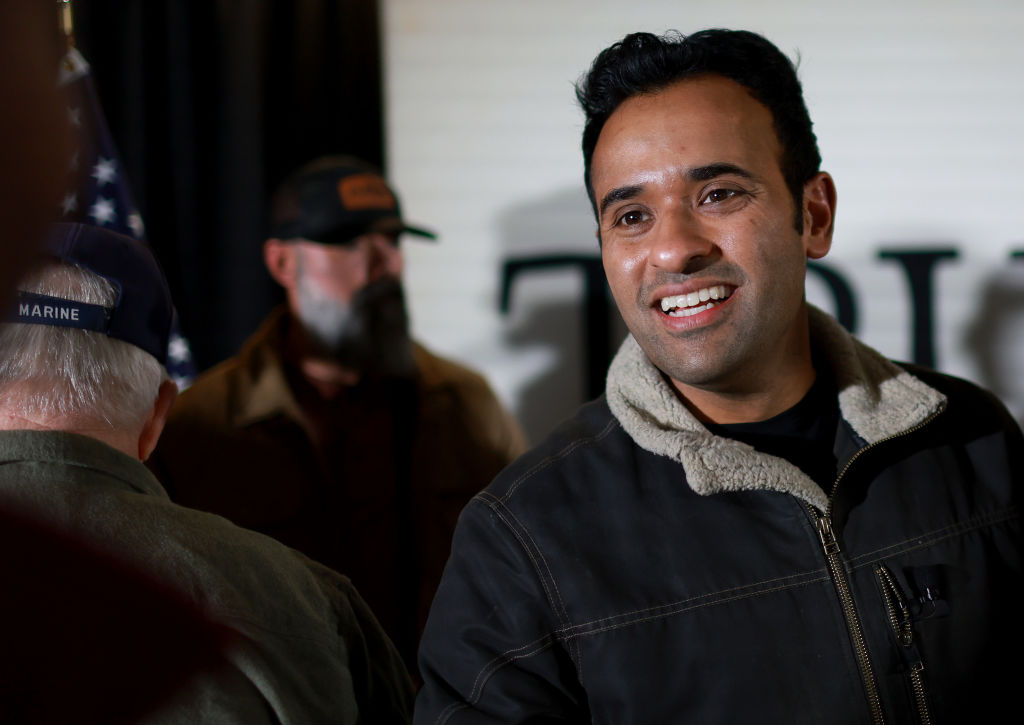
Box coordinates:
[0,261,166,430]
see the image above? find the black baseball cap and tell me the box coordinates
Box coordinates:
[7,223,173,365]
[269,155,437,245]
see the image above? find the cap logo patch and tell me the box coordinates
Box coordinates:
[337,174,396,211]
[11,291,112,333]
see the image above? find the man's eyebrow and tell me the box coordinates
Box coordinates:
[598,164,757,218]
[598,184,644,218]
[687,162,755,182]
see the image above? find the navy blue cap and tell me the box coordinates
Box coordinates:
[269,155,437,245]
[7,223,173,365]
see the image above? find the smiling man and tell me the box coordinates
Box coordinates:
[593,74,835,424]
[414,30,1024,724]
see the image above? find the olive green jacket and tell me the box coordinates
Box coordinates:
[0,429,414,724]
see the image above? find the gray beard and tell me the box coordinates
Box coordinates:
[296,276,416,379]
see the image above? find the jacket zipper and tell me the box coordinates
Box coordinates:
[813,511,886,724]
[807,401,947,725]
[876,565,932,724]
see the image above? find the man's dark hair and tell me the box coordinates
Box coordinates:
[575,29,821,231]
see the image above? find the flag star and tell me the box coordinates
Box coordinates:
[69,150,80,172]
[68,106,82,127]
[127,211,145,238]
[89,197,117,225]
[167,335,192,364]
[60,192,78,216]
[92,157,117,186]
[171,374,193,392]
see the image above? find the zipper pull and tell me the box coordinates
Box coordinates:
[816,515,840,555]
[877,565,914,646]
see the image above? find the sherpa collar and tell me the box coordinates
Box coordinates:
[605,305,947,511]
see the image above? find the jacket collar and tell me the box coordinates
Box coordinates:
[0,429,169,499]
[231,307,310,429]
[605,305,947,511]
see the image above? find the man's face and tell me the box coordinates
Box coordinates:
[591,75,831,408]
[291,233,415,377]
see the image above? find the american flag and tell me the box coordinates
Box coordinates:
[58,47,196,390]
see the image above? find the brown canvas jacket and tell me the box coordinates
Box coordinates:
[149,306,527,673]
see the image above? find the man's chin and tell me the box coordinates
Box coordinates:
[297,277,416,379]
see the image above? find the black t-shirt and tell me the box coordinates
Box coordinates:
[705,370,840,495]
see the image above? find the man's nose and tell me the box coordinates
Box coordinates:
[364,234,403,280]
[649,210,716,272]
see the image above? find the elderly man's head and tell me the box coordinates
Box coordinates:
[0,224,177,459]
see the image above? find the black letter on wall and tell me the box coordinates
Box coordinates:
[877,249,959,368]
[501,254,611,399]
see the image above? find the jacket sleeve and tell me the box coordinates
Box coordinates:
[414,496,586,724]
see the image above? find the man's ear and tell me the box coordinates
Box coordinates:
[802,171,837,260]
[263,238,298,290]
[138,379,178,461]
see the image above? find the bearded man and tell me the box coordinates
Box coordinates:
[149,156,526,678]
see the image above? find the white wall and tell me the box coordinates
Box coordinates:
[383,0,1024,444]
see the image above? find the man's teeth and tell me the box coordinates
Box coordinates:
[660,285,729,317]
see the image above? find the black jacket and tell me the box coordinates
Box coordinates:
[415,308,1023,724]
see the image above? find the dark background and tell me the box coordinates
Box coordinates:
[71,0,384,371]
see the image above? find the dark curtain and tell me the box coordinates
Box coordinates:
[72,0,384,371]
